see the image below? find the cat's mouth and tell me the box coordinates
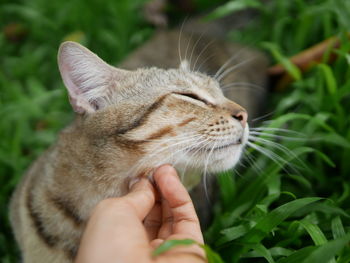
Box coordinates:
[186,139,242,153]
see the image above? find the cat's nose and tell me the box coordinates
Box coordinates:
[232,111,248,128]
[222,99,248,128]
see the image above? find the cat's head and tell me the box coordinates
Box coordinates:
[58,41,248,179]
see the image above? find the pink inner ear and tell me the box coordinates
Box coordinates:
[58,44,108,114]
[58,42,129,114]
[60,62,95,114]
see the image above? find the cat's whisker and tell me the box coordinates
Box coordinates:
[178,17,188,63]
[184,31,194,63]
[242,149,263,175]
[143,135,203,160]
[189,32,206,71]
[169,136,211,166]
[248,135,306,169]
[249,131,306,141]
[221,82,266,94]
[134,134,201,164]
[172,137,212,179]
[130,134,205,175]
[214,45,251,79]
[217,58,255,82]
[250,127,304,136]
[142,132,198,143]
[196,53,216,73]
[178,137,213,166]
[156,137,213,182]
[202,139,219,201]
[193,39,215,72]
[251,111,276,123]
[246,141,290,170]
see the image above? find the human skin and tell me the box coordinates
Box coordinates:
[74,165,206,263]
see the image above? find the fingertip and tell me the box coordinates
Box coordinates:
[150,238,164,249]
[153,164,178,182]
[155,164,177,174]
[129,177,153,193]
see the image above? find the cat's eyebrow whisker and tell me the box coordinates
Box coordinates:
[184,31,194,63]
[221,82,266,94]
[178,17,188,63]
[189,32,206,71]
[192,39,215,72]
[214,45,251,79]
[196,53,216,73]
[216,58,255,82]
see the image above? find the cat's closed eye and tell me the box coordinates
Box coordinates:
[174,92,209,105]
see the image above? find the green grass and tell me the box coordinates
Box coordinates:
[0,0,153,260]
[205,0,350,262]
[1,0,350,262]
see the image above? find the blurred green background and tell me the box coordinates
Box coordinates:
[1,0,350,262]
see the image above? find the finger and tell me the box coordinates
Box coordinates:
[143,199,162,240]
[150,238,164,249]
[157,198,173,239]
[125,177,156,220]
[75,178,155,263]
[154,165,204,244]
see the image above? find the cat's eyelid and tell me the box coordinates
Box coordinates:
[173,92,209,105]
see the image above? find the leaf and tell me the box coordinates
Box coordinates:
[317,133,350,148]
[277,246,317,263]
[266,112,334,132]
[200,244,225,263]
[152,239,196,256]
[318,64,337,95]
[331,216,346,239]
[218,225,250,245]
[300,234,350,263]
[240,197,322,243]
[205,0,262,20]
[249,243,275,263]
[262,42,302,80]
[299,219,328,246]
[244,247,294,258]
[152,239,225,263]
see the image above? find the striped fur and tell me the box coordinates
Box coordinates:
[10,41,250,262]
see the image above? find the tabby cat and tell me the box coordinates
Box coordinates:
[9,40,253,262]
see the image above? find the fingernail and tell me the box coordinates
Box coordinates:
[155,164,177,176]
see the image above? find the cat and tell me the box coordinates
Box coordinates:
[9,40,255,262]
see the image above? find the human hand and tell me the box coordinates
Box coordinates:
[74,165,206,263]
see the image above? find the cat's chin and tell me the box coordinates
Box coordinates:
[181,127,249,173]
[203,144,245,173]
[174,142,246,174]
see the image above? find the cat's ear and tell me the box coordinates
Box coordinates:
[179,60,190,71]
[58,41,125,114]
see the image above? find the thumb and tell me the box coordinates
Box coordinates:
[125,177,156,220]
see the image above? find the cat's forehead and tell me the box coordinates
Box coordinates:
[129,67,224,102]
